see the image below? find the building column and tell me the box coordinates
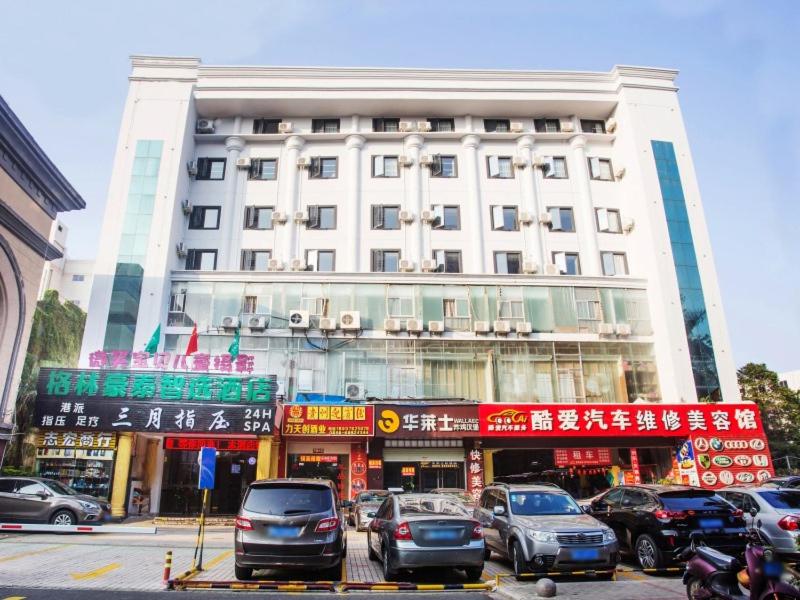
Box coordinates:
[404,135,424,267]
[516,135,544,269]
[110,432,134,519]
[282,136,305,263]
[269,439,281,478]
[461,134,487,273]
[256,435,273,480]
[220,136,245,270]
[570,135,602,275]
[345,135,366,271]
[149,440,165,514]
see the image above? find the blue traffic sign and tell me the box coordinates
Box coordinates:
[198,447,216,490]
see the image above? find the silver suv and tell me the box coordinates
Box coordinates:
[0,476,109,525]
[475,483,618,577]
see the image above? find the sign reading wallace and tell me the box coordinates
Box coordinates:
[34,368,277,434]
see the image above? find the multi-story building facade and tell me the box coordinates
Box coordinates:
[38,220,95,309]
[61,56,769,517]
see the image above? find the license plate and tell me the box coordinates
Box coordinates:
[699,518,723,529]
[764,562,783,577]
[267,526,300,538]
[571,548,600,561]
[426,529,459,541]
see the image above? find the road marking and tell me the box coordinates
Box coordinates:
[0,544,71,564]
[70,562,121,580]
[617,569,647,581]
[203,549,233,571]
[341,555,347,581]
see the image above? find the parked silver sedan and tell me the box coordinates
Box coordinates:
[367,493,485,581]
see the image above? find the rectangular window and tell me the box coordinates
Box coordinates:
[387,286,414,317]
[371,250,401,272]
[494,251,522,274]
[601,252,628,276]
[188,206,220,230]
[306,250,335,272]
[71,274,85,282]
[491,206,519,231]
[241,249,271,271]
[428,118,455,132]
[596,208,622,233]
[312,119,340,133]
[310,157,338,179]
[542,156,568,179]
[548,207,575,232]
[431,205,460,230]
[487,156,513,179]
[244,206,274,230]
[373,118,400,132]
[431,155,457,178]
[186,249,217,271]
[196,158,226,180]
[498,289,525,320]
[581,119,606,134]
[588,157,614,181]
[372,155,399,177]
[253,119,281,134]
[443,297,470,331]
[306,206,336,230]
[372,205,400,230]
[484,119,510,133]
[433,250,462,273]
[553,252,581,275]
[534,119,561,133]
[249,158,277,180]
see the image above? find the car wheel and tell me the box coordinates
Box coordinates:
[464,566,483,582]
[234,564,253,580]
[685,576,702,599]
[382,544,398,581]
[511,540,528,579]
[50,510,76,526]
[367,533,379,561]
[635,534,665,569]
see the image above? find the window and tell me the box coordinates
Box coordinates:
[487,156,513,179]
[548,207,575,232]
[253,119,281,134]
[185,249,217,271]
[588,157,614,181]
[542,156,568,179]
[306,206,336,230]
[241,249,271,271]
[484,119,510,133]
[0,479,17,493]
[498,288,524,321]
[581,119,606,134]
[188,206,220,230]
[534,118,561,133]
[428,118,454,132]
[373,118,400,132]
[312,119,340,133]
[601,252,628,276]
[491,206,518,231]
[575,288,602,325]
[443,296,470,331]
[71,274,85,282]
[16,481,47,496]
[249,158,277,180]
[310,157,338,179]
[553,252,581,275]
[596,208,622,233]
[431,205,460,230]
[196,158,226,180]
[244,206,274,230]
[372,250,401,272]
[431,155,457,178]
[433,250,462,273]
[306,250,335,272]
[168,290,188,326]
[387,286,414,317]
[242,295,258,314]
[372,205,400,230]
[494,251,522,274]
[372,155,399,177]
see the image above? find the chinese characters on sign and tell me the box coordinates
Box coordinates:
[553,448,612,468]
[466,448,484,504]
[36,431,116,449]
[163,437,260,452]
[282,404,375,437]
[87,350,256,373]
[375,405,479,438]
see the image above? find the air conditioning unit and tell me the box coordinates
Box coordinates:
[399,121,414,132]
[532,155,545,168]
[510,121,524,133]
[512,156,527,169]
[614,166,626,180]
[339,310,361,330]
[175,242,187,258]
[622,218,635,233]
[267,258,284,271]
[221,316,240,329]
[398,210,414,224]
[344,382,365,401]
[248,315,267,330]
[406,319,423,334]
[493,320,512,335]
[417,121,432,132]
[319,317,337,331]
[518,211,534,225]
[522,260,538,274]
[383,318,401,333]
[420,209,435,223]
[560,119,575,133]
[598,323,615,335]
[474,321,491,334]
[236,157,251,169]
[288,309,310,329]
[398,155,413,167]
[428,320,444,334]
[186,161,198,176]
[289,258,306,271]
[296,157,308,169]
[278,122,293,133]
[419,155,433,166]
[271,211,287,224]
[294,211,308,223]
[196,119,215,134]
[616,323,632,337]
[539,212,553,225]
[421,259,438,272]
[181,199,192,215]
[544,263,560,276]
[399,259,414,272]
[515,321,533,334]
[605,118,618,133]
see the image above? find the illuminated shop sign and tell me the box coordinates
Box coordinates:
[554,448,612,467]
[163,437,260,452]
[282,404,375,437]
[86,350,256,373]
[375,405,478,438]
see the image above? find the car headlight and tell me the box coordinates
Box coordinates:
[527,530,558,543]
[603,528,617,543]
[79,501,100,511]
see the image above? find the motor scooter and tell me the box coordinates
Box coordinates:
[682,509,800,600]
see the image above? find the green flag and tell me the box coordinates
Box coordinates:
[144,324,161,354]
[228,328,240,359]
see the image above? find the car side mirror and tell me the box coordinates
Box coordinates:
[493,505,506,516]
[749,507,758,517]
[36,490,49,499]
[366,511,376,518]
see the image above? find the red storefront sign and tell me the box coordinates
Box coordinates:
[630,448,642,484]
[375,404,479,438]
[282,404,375,437]
[350,446,368,498]
[163,437,259,451]
[554,448,612,467]
[466,448,484,504]
[691,432,774,489]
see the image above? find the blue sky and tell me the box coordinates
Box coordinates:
[1,1,797,372]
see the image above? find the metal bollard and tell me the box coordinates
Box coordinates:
[163,550,173,589]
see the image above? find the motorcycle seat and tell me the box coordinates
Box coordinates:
[696,546,741,572]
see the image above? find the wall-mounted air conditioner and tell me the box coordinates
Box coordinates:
[515,321,533,334]
[474,321,491,334]
[522,260,538,274]
[221,316,240,329]
[278,122,293,133]
[294,211,308,223]
[419,155,433,166]
[181,199,192,215]
[296,157,308,169]
[236,157,251,169]
[417,121,432,132]
[421,259,438,272]
[544,263,560,276]
[560,119,575,133]
[319,317,337,331]
[398,155,413,167]
[518,211,533,225]
[510,122,524,133]
[493,320,511,335]
[267,258,284,271]
[598,323,615,335]
[532,155,545,168]
[605,118,618,133]
[420,209,435,223]
[398,210,414,224]
[175,242,187,258]
[289,258,306,271]
[340,311,361,330]
[186,161,198,177]
[512,156,527,169]
[398,259,414,272]
[271,211,287,224]
[398,121,414,132]
[614,167,626,180]
[288,309,310,329]
[616,323,632,337]
[383,318,401,333]
[248,315,268,330]
[196,119,215,134]
[539,213,552,225]
[344,382,365,401]
[623,218,635,233]
[406,319,423,334]
[428,320,444,334]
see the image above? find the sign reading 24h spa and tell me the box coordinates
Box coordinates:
[375,404,479,438]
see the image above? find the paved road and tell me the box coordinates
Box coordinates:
[1,592,491,600]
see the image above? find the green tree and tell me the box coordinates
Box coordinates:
[737,362,800,472]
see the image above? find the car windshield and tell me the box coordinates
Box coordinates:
[660,493,730,511]
[398,496,471,517]
[358,492,390,503]
[43,480,78,495]
[244,485,332,516]
[757,491,800,509]
[508,492,582,516]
